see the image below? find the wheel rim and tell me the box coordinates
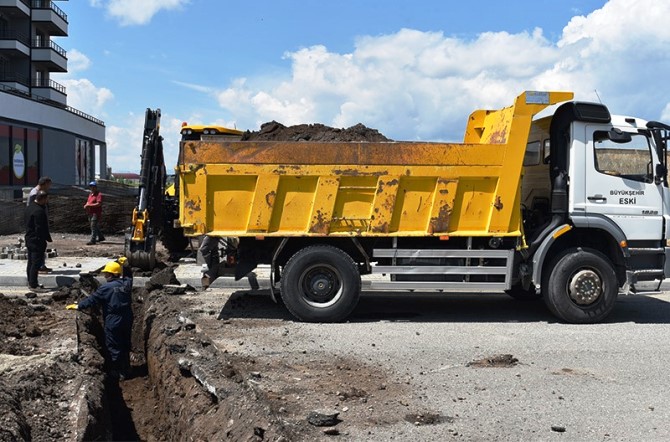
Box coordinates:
[298,263,343,308]
[568,269,602,305]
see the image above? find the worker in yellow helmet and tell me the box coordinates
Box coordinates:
[66,257,133,380]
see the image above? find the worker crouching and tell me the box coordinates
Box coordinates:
[67,258,133,380]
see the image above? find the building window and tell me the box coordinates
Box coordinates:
[75,138,89,185]
[11,126,26,186]
[0,125,9,185]
[0,125,41,186]
[26,129,39,184]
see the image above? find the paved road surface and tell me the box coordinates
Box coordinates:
[186,288,670,441]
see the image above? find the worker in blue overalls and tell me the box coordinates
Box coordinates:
[67,257,133,380]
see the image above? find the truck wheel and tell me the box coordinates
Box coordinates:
[543,247,618,323]
[160,226,190,253]
[281,245,361,322]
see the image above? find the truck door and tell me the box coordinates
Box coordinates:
[583,126,664,241]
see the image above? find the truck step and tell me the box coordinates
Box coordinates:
[628,289,663,295]
[632,269,665,277]
[628,247,665,255]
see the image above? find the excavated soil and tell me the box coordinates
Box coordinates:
[241,121,392,142]
[0,290,108,441]
[0,263,422,441]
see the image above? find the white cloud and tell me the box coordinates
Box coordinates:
[105,113,143,173]
[48,44,113,117]
[52,48,114,117]
[207,0,670,141]
[65,49,91,74]
[662,103,670,122]
[91,0,190,26]
[60,78,114,115]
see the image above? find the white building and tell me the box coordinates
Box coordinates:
[0,0,106,199]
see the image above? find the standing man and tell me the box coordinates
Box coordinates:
[27,176,52,273]
[198,235,220,289]
[27,176,52,205]
[84,180,105,245]
[25,190,52,291]
[66,258,133,380]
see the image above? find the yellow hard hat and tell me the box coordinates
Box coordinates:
[101,261,122,275]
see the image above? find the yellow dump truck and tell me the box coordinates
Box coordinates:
[174,91,670,324]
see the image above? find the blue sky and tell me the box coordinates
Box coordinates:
[55,0,670,173]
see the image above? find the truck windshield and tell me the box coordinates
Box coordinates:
[593,131,652,182]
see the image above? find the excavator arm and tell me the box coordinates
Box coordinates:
[125,109,166,269]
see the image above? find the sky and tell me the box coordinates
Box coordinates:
[54,0,670,173]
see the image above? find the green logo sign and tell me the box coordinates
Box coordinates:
[13,144,24,179]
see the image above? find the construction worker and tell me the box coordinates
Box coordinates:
[27,176,53,273]
[27,176,52,206]
[198,235,220,289]
[25,190,52,290]
[84,180,105,245]
[66,257,133,380]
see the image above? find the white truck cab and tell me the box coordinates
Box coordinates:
[521,101,670,322]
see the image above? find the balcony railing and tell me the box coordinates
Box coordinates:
[0,28,30,46]
[32,77,66,94]
[0,71,30,86]
[31,0,67,22]
[32,38,66,57]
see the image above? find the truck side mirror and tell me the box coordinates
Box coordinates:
[608,128,632,143]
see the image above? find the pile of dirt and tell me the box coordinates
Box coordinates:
[0,291,109,441]
[241,120,392,142]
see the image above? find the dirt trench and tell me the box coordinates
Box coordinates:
[120,283,299,441]
[0,273,297,441]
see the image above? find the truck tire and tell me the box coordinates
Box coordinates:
[160,226,190,253]
[543,247,618,323]
[281,245,361,322]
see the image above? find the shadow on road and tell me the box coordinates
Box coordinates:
[217,290,670,324]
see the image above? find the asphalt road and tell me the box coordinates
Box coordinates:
[189,288,670,441]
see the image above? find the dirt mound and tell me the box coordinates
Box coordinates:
[0,291,108,441]
[241,120,392,142]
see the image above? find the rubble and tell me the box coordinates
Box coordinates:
[0,238,58,261]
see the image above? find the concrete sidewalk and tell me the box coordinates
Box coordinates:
[2,256,668,294]
[0,256,269,291]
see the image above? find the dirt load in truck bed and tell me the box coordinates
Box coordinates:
[241,121,392,142]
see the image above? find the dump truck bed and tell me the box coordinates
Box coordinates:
[177,91,573,238]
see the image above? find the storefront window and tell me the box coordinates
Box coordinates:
[26,129,39,184]
[75,138,90,185]
[11,126,26,186]
[0,125,9,185]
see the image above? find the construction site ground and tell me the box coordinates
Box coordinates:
[2,234,670,440]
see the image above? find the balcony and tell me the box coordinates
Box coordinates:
[31,0,67,36]
[31,76,66,105]
[0,28,30,57]
[0,70,29,93]
[0,0,31,16]
[31,38,66,72]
